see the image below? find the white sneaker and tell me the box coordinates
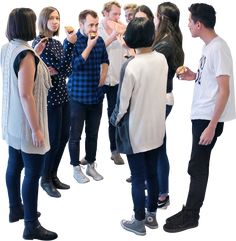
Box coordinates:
[73,165,90,183]
[86,163,103,181]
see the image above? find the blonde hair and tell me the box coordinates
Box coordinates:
[123,3,137,11]
[102,1,121,15]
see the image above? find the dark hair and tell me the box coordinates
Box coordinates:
[38,6,60,37]
[79,10,98,23]
[153,2,184,68]
[134,5,154,22]
[124,17,155,49]
[6,8,36,41]
[188,3,216,29]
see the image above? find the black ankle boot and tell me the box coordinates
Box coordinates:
[23,223,58,240]
[9,205,41,223]
[163,206,199,233]
[41,178,61,198]
[52,176,70,190]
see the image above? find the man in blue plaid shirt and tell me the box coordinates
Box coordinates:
[67,9,109,183]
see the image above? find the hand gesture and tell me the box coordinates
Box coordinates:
[34,37,48,55]
[87,33,99,48]
[176,66,196,81]
[48,66,58,76]
[66,30,77,44]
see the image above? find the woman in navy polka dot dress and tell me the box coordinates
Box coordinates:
[33,6,77,198]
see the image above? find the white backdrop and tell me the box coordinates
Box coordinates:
[0,1,235,241]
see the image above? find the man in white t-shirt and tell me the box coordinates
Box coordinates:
[98,1,127,165]
[164,3,236,233]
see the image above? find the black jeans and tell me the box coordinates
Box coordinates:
[103,85,119,152]
[186,120,224,213]
[69,100,103,166]
[6,146,44,222]
[43,102,70,178]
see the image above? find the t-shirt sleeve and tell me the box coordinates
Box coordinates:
[13,50,39,79]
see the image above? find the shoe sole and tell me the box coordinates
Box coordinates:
[41,187,61,198]
[158,204,169,209]
[145,223,158,229]
[121,221,146,236]
[54,186,70,190]
[111,157,124,165]
[73,175,90,184]
[163,223,198,233]
[114,161,125,165]
[86,173,103,181]
[157,200,170,209]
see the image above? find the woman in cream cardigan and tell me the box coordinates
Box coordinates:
[1,8,57,240]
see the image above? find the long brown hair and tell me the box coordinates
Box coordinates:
[153,2,184,68]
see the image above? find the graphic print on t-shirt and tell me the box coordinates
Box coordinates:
[195,55,206,85]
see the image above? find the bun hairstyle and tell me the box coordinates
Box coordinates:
[157,2,180,26]
[124,17,155,49]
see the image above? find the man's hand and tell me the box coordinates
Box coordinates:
[199,126,215,145]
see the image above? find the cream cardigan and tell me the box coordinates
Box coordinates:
[1,39,51,154]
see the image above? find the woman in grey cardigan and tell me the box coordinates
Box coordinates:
[0,8,57,240]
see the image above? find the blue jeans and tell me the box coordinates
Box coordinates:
[186,120,223,213]
[6,146,44,222]
[43,102,70,178]
[69,100,103,166]
[103,85,119,152]
[127,148,160,221]
[157,104,172,196]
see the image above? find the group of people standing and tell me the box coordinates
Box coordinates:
[1,1,235,240]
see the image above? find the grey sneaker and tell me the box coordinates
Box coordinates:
[145,212,158,229]
[121,217,146,236]
[86,163,103,181]
[80,157,88,165]
[73,165,90,183]
[111,153,124,165]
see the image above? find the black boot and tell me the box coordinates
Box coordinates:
[40,177,61,198]
[23,221,58,240]
[9,204,41,223]
[52,176,70,190]
[163,206,199,233]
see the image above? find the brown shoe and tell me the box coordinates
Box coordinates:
[126,176,132,183]
[80,157,88,165]
[111,153,124,165]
